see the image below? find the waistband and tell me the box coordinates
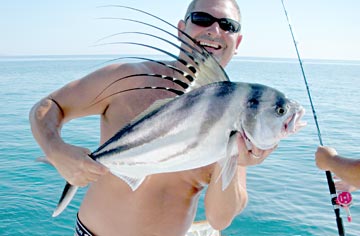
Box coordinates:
[75,213,94,236]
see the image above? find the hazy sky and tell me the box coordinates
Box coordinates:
[1,0,359,60]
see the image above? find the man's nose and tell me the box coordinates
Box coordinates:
[206,22,221,36]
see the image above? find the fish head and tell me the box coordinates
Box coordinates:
[240,84,307,150]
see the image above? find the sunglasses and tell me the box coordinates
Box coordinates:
[186,12,241,33]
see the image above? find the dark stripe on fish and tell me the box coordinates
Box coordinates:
[152,82,239,163]
[198,82,237,136]
[247,84,265,109]
[275,95,287,108]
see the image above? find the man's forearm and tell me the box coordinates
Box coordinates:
[330,156,360,188]
[205,164,248,230]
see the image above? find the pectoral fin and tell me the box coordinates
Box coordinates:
[216,132,239,191]
[115,174,146,191]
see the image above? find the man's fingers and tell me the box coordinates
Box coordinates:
[86,172,104,183]
[251,144,277,159]
[84,158,109,175]
[70,168,107,186]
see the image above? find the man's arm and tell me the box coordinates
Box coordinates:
[28,65,124,186]
[204,133,274,230]
[316,146,360,189]
[205,163,247,230]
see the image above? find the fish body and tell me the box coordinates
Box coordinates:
[94,81,240,182]
[93,81,304,184]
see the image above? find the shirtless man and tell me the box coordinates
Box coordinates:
[30,0,274,235]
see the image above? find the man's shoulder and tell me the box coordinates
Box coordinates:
[103,61,154,74]
[86,61,153,87]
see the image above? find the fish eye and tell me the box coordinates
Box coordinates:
[275,106,287,116]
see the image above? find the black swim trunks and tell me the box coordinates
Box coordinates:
[75,214,94,236]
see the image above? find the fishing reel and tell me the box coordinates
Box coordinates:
[336,191,353,222]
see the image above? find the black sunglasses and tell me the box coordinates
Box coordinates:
[186,12,241,33]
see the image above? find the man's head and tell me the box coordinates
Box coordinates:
[184,0,241,22]
[178,0,243,67]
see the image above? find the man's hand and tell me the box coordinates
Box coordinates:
[47,143,109,187]
[236,133,277,166]
[315,146,338,171]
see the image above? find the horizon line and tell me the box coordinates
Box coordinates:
[1,53,359,62]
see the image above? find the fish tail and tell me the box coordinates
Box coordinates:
[52,182,79,217]
[36,157,81,216]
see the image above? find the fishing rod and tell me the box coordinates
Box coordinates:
[280,0,347,235]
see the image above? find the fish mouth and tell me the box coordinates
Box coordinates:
[282,108,307,135]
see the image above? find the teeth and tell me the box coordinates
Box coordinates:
[199,41,220,49]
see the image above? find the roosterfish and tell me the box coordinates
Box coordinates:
[39,6,307,217]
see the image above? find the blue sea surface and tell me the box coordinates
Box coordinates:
[0,55,359,235]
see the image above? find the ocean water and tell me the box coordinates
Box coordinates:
[0,55,359,236]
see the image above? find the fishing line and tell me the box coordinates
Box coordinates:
[280,0,346,235]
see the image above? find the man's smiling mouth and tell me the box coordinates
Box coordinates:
[198,41,222,50]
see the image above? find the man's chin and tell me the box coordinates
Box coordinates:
[208,52,222,63]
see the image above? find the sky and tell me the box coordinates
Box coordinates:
[1,0,359,60]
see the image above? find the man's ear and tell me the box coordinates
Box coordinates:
[234,34,243,55]
[177,20,186,38]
